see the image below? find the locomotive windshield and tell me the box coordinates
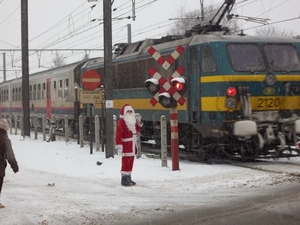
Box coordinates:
[227,43,300,72]
[227,43,266,72]
[264,44,300,72]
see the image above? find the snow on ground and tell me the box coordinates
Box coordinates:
[0,133,298,225]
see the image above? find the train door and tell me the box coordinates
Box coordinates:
[46,78,52,118]
[187,46,200,123]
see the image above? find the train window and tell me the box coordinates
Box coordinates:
[29,85,32,101]
[227,44,266,72]
[264,44,300,72]
[115,58,151,89]
[190,47,198,75]
[18,87,21,101]
[53,81,56,89]
[64,79,69,98]
[42,83,45,100]
[58,80,63,98]
[33,84,36,100]
[12,88,15,101]
[201,45,216,73]
[37,84,41,100]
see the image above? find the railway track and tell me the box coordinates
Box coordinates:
[232,159,300,179]
[140,142,206,162]
[41,130,300,174]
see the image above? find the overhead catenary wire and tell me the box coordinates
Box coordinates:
[3,0,159,71]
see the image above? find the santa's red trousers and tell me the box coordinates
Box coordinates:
[121,156,134,173]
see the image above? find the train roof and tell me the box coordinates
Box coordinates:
[189,34,300,45]
[29,60,87,77]
[0,60,87,85]
[82,33,300,70]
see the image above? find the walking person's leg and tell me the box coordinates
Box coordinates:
[0,176,4,208]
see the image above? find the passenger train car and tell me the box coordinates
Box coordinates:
[0,61,87,132]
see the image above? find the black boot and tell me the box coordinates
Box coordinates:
[129,174,136,185]
[121,174,131,187]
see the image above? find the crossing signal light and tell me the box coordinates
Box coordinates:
[158,92,177,108]
[171,77,188,96]
[145,76,188,108]
[145,78,160,95]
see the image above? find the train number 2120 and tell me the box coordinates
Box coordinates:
[257,98,280,108]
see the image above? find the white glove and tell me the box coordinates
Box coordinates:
[117,148,123,155]
[135,113,142,123]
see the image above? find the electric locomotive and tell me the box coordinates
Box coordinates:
[81,33,300,160]
[80,0,300,160]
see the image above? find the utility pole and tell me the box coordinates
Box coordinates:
[132,0,135,21]
[200,0,204,22]
[21,0,30,137]
[103,0,114,158]
[127,24,132,44]
[2,53,6,82]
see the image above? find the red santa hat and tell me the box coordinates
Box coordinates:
[119,104,135,118]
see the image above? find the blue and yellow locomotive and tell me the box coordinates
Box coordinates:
[82,31,300,160]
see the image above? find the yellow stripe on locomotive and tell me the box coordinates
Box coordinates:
[201,96,300,111]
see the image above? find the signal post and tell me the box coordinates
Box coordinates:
[145,45,188,171]
[170,108,179,170]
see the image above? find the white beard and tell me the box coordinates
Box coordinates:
[124,113,136,133]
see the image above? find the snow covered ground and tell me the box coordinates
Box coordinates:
[0,133,298,225]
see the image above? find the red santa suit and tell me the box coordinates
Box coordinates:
[115,104,143,177]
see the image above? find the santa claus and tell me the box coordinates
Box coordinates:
[115,104,143,186]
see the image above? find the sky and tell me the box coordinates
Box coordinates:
[0,131,299,224]
[0,0,300,80]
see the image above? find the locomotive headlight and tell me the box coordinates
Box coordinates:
[225,98,236,109]
[265,74,276,86]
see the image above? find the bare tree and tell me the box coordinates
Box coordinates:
[168,4,239,35]
[51,51,66,68]
[255,25,295,37]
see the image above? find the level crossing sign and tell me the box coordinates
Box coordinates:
[146,45,186,107]
[145,45,186,171]
[81,70,101,90]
